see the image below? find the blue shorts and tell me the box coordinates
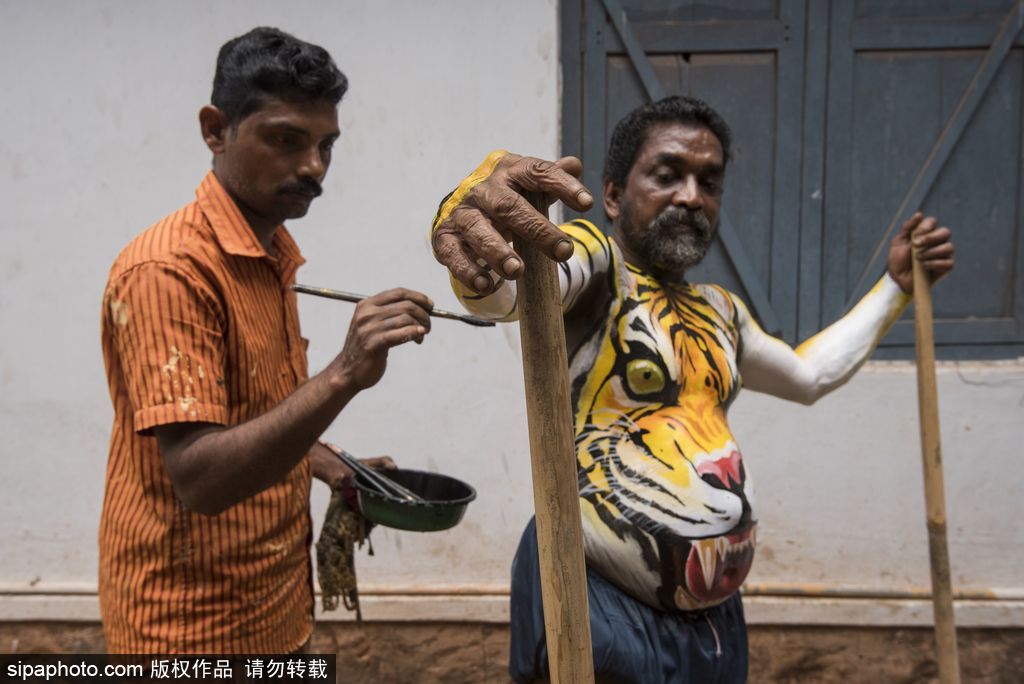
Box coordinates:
[509,518,748,683]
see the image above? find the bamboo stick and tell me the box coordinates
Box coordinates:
[912,248,962,684]
[514,194,595,683]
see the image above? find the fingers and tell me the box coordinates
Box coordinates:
[365,287,434,312]
[362,456,397,471]
[909,215,937,241]
[350,289,435,348]
[917,240,954,261]
[470,182,574,261]
[912,222,950,249]
[375,325,429,348]
[371,299,432,329]
[917,241,954,276]
[432,230,493,293]
[920,258,955,275]
[555,155,584,179]
[906,214,954,281]
[910,218,953,267]
[897,211,924,240]
[352,321,426,350]
[454,206,522,278]
[365,316,429,346]
[504,155,594,212]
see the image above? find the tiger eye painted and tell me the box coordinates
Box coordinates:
[626,358,666,395]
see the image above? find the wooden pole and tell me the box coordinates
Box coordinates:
[514,194,595,683]
[912,250,962,684]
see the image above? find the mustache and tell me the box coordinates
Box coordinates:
[278,178,323,197]
[651,207,711,237]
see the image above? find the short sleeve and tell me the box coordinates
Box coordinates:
[104,261,229,433]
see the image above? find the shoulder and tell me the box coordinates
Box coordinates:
[106,200,214,287]
[560,218,607,240]
[559,218,620,280]
[693,283,742,320]
[560,219,611,253]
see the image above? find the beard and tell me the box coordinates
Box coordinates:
[619,201,716,280]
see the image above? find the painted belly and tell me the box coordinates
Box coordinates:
[577,438,757,612]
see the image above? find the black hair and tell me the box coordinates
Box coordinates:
[211,27,348,125]
[604,95,732,187]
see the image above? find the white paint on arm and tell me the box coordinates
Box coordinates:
[735,274,911,404]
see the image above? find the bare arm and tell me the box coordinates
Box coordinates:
[154,288,431,515]
[736,274,909,404]
[737,213,953,404]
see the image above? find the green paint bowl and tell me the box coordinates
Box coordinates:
[355,468,476,532]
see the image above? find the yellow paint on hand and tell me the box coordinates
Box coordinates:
[430,149,509,236]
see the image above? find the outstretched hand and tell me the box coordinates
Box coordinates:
[431,153,595,294]
[887,212,955,293]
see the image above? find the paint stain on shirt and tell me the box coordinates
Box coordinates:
[110,299,129,327]
[163,346,183,374]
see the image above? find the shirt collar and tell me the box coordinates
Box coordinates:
[196,171,306,272]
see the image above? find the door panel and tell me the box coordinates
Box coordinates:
[823,1,1024,353]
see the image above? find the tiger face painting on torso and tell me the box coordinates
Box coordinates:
[566,222,755,612]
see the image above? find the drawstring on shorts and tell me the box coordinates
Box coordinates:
[704,613,723,657]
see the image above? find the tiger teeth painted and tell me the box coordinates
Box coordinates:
[696,539,718,591]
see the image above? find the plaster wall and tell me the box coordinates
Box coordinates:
[0,0,1020,625]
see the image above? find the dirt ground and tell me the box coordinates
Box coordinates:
[1,621,1021,683]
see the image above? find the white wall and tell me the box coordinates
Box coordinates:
[1,0,1021,627]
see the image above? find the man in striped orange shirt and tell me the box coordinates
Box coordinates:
[99,27,431,654]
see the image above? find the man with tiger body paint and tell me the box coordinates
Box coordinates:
[430,96,955,683]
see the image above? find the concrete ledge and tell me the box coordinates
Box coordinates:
[2,591,1022,627]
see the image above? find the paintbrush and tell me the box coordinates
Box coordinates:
[292,284,496,327]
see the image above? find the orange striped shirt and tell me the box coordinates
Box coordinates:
[99,172,314,654]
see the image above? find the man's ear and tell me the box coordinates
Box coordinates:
[603,178,622,221]
[199,105,230,155]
